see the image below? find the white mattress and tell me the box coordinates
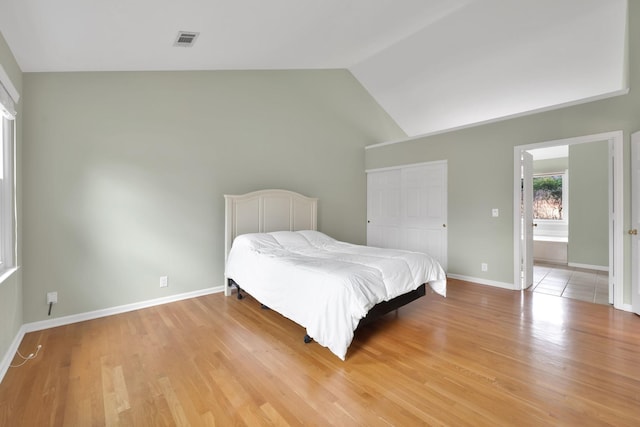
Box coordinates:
[225,230,446,360]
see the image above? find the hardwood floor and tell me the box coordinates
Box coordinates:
[1,278,639,426]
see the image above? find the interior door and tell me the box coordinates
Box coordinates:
[367,169,402,249]
[402,163,448,270]
[631,132,640,314]
[522,151,534,289]
[367,162,447,270]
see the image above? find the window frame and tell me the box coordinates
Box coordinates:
[532,170,569,240]
[532,170,569,223]
[0,115,15,273]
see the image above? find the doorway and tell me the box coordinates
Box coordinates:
[530,263,610,305]
[513,131,624,310]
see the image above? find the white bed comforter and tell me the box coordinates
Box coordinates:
[225,230,446,360]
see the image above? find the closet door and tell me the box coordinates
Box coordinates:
[367,162,447,270]
[402,163,447,270]
[367,168,402,249]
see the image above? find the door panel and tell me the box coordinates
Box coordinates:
[367,162,447,270]
[367,169,402,248]
[405,227,444,266]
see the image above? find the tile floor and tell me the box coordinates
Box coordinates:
[529,262,610,305]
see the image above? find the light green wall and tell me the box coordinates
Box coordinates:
[22,70,405,322]
[533,157,568,175]
[0,31,23,366]
[568,141,609,267]
[366,1,639,303]
[5,4,637,335]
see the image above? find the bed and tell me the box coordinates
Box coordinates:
[224,189,446,360]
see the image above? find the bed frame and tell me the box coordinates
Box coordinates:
[224,189,318,296]
[223,189,427,342]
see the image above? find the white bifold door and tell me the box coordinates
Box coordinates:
[367,161,447,271]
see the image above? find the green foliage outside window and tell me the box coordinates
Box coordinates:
[533,175,563,220]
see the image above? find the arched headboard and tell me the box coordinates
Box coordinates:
[224,189,318,295]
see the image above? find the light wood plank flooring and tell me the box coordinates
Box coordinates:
[1,278,639,426]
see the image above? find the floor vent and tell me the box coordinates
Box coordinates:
[174,31,199,47]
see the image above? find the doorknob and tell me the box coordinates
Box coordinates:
[629,229,638,235]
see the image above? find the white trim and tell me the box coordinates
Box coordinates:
[631,131,640,314]
[0,323,27,385]
[0,266,18,285]
[0,65,19,103]
[567,262,609,272]
[0,118,16,270]
[514,131,623,151]
[23,286,223,333]
[609,135,624,306]
[1,285,223,384]
[366,89,630,150]
[447,274,514,290]
[513,131,624,309]
[534,236,568,243]
[448,274,633,312]
[531,170,569,235]
[365,159,447,174]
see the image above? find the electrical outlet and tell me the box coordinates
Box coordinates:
[159,276,168,288]
[47,292,58,304]
[481,263,488,272]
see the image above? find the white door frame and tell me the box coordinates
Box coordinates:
[630,132,640,314]
[512,131,624,310]
[521,151,534,290]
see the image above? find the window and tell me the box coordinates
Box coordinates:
[0,73,16,275]
[533,173,566,220]
[0,116,15,272]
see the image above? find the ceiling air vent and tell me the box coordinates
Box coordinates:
[174,31,199,47]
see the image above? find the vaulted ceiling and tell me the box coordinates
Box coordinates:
[0,0,629,137]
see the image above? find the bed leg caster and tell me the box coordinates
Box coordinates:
[228,279,244,300]
[303,334,312,344]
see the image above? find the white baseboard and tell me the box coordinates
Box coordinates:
[567,262,609,272]
[23,286,224,333]
[447,274,636,312]
[0,286,224,384]
[447,274,516,290]
[0,324,27,385]
[620,303,633,312]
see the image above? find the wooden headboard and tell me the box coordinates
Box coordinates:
[224,189,318,295]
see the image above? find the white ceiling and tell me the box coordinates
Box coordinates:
[0,0,472,72]
[529,145,569,161]
[352,0,628,137]
[0,0,630,137]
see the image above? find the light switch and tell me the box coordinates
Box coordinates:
[492,208,499,217]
